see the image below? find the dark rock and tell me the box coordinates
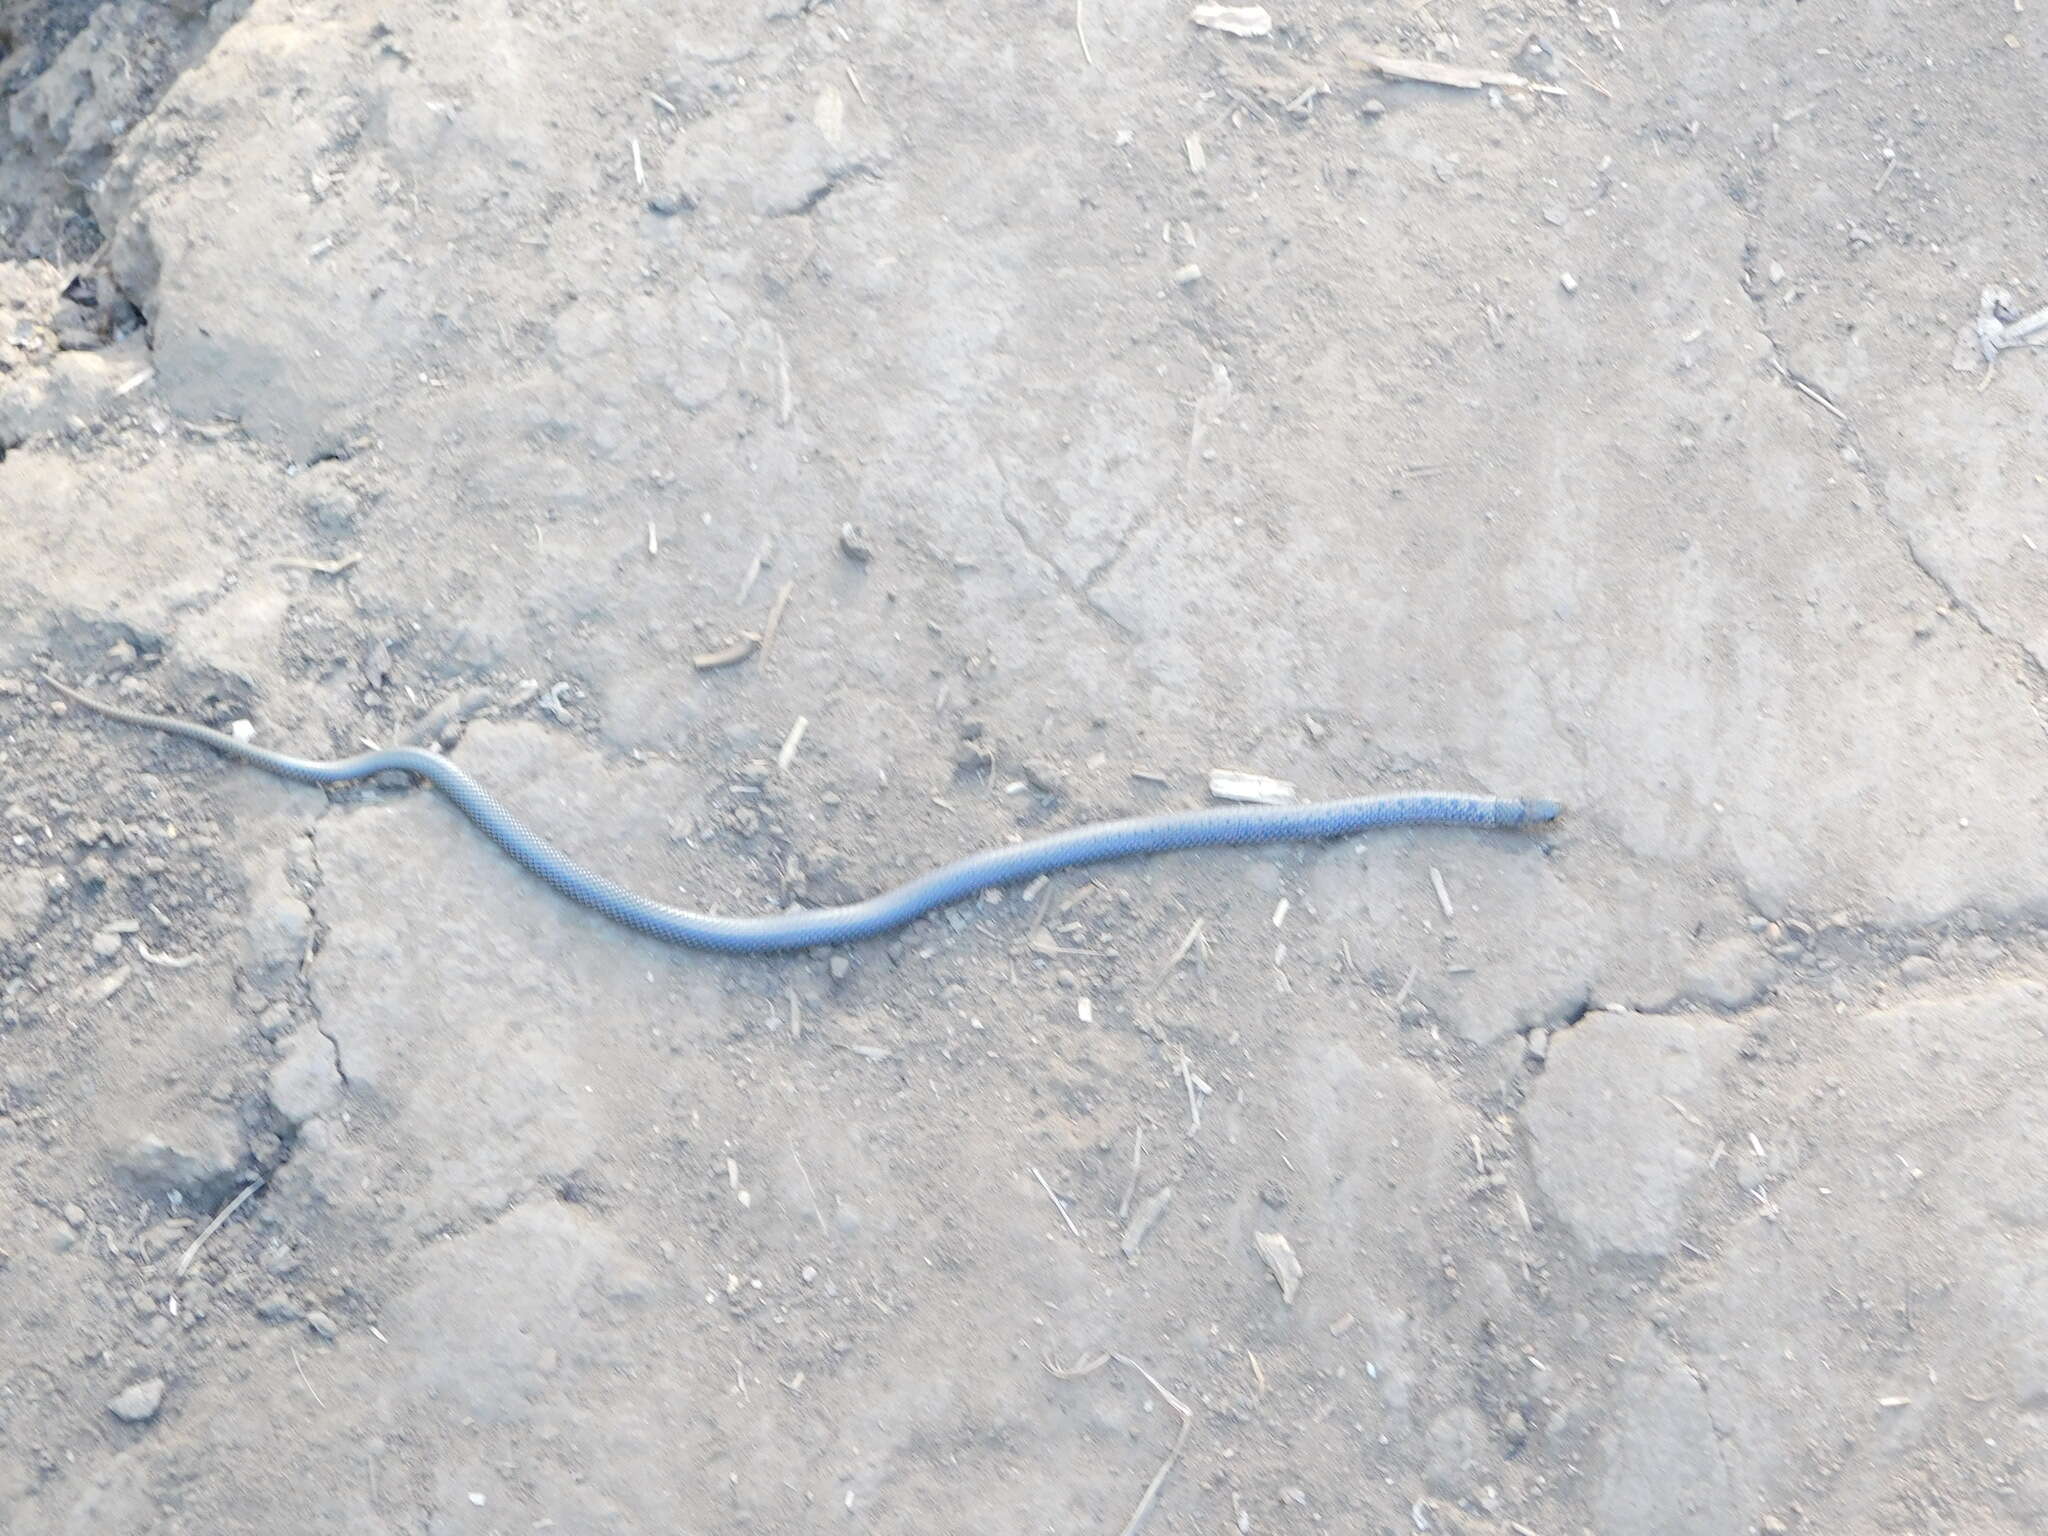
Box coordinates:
[113,1122,248,1208]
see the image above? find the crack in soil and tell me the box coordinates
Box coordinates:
[1734,242,2048,741]
[988,458,1138,642]
[298,812,352,1086]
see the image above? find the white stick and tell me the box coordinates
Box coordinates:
[1032,1167,1082,1238]
[1430,866,1455,919]
[777,715,808,772]
[1210,769,1294,804]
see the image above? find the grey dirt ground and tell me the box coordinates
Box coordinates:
[3,0,2047,1530]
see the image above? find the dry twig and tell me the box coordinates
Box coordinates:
[1044,1352,1194,1536]
[175,1179,263,1277]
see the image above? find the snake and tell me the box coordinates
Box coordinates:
[48,678,1560,955]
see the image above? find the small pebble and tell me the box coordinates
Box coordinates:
[538,682,577,726]
[63,1202,86,1228]
[1762,920,1807,961]
[228,720,257,744]
[1172,263,1202,286]
[1524,1027,1550,1063]
[91,930,124,959]
[255,1292,303,1324]
[107,1378,166,1423]
[305,1310,339,1340]
[828,954,851,982]
[1559,272,1580,294]
[838,523,873,563]
[1021,758,1064,795]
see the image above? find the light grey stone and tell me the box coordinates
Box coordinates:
[268,1029,342,1126]
[1423,1404,1488,1497]
[0,867,51,948]
[1524,1013,1734,1258]
[241,859,310,988]
[106,1378,165,1424]
[1681,936,1775,1010]
[1597,1338,1739,1536]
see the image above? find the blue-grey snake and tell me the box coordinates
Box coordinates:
[49,679,1560,954]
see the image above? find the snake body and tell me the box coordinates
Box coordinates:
[49,680,1559,954]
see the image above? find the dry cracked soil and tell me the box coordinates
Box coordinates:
[3,0,2048,1532]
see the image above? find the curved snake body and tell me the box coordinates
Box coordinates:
[50,680,1559,954]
